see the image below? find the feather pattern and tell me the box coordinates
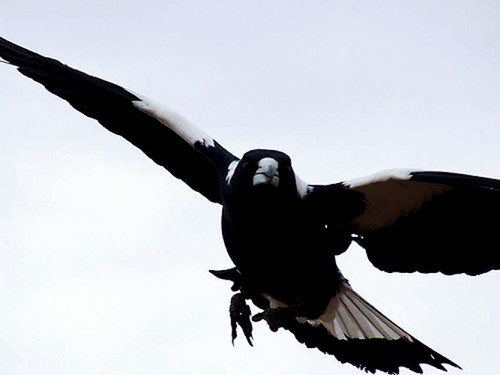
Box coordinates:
[310,282,412,341]
[267,281,412,342]
[271,281,460,373]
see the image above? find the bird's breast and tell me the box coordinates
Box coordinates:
[221,203,338,304]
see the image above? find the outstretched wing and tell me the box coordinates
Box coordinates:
[309,169,500,275]
[0,36,237,203]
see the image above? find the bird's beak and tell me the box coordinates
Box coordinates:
[253,158,280,187]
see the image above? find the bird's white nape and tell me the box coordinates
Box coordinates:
[295,174,310,198]
[225,160,240,185]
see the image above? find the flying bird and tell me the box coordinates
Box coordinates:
[1,36,499,374]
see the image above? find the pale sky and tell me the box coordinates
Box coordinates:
[1,1,499,374]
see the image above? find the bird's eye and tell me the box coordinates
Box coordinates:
[241,162,253,172]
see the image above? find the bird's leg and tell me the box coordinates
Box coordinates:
[252,305,310,332]
[209,267,254,346]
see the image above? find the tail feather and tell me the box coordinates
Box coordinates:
[271,281,460,374]
[308,283,412,341]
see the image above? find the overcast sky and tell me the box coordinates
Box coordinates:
[1,1,499,374]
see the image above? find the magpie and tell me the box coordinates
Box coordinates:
[1,36,499,374]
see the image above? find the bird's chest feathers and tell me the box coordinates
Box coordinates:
[221,192,337,304]
[222,192,321,270]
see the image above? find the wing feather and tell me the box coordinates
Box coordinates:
[308,169,500,275]
[0,36,237,203]
[350,170,500,274]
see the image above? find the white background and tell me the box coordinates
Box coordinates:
[0,1,499,374]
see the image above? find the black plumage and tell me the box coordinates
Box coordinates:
[2,36,499,374]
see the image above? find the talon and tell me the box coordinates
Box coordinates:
[252,307,287,332]
[229,293,253,346]
[252,312,264,322]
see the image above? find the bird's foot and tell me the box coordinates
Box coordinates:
[209,267,255,345]
[252,307,291,332]
[229,292,253,346]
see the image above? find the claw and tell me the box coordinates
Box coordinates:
[229,293,253,346]
[252,307,289,332]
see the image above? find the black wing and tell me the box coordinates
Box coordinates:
[309,169,500,275]
[0,36,237,203]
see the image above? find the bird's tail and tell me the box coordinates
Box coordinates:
[274,280,461,374]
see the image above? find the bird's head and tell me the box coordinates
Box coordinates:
[225,149,309,200]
